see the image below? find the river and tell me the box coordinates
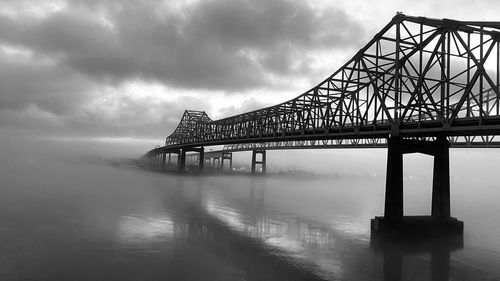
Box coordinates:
[1,151,500,280]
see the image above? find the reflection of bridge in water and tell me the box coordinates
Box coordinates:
[135,177,463,281]
[143,14,500,235]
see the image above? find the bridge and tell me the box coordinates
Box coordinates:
[143,13,500,235]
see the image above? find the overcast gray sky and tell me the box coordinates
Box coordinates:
[1,0,499,157]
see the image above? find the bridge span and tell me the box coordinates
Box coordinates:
[143,14,500,235]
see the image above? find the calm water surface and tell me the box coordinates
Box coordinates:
[1,157,500,281]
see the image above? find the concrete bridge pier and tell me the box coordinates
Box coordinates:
[432,138,450,218]
[221,152,233,172]
[154,153,161,169]
[179,150,186,172]
[372,137,463,236]
[169,150,180,170]
[251,150,266,174]
[161,152,167,170]
[198,149,205,171]
[178,147,204,172]
[210,157,220,169]
[384,137,404,220]
[205,157,211,168]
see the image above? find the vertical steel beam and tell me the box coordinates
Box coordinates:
[466,33,471,118]
[446,30,451,121]
[394,20,401,126]
[440,30,446,122]
[418,23,423,127]
[497,40,499,116]
[480,25,484,124]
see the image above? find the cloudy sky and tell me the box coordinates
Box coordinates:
[1,0,499,157]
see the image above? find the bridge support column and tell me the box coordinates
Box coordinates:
[198,149,205,171]
[173,151,181,170]
[262,151,266,174]
[179,150,186,172]
[385,137,404,220]
[432,136,450,218]
[251,151,256,173]
[177,147,204,172]
[372,137,462,236]
[251,150,266,174]
[221,152,233,172]
[161,152,167,170]
[218,157,223,170]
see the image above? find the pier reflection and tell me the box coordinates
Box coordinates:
[371,231,463,281]
[158,178,333,280]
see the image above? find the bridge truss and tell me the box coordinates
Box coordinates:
[157,13,500,152]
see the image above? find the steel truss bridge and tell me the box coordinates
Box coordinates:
[144,13,500,232]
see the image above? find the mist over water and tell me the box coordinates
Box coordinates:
[1,137,500,280]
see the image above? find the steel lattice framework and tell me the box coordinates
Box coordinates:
[156,14,500,153]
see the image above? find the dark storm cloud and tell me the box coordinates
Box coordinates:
[190,0,360,49]
[0,0,364,140]
[0,0,363,91]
